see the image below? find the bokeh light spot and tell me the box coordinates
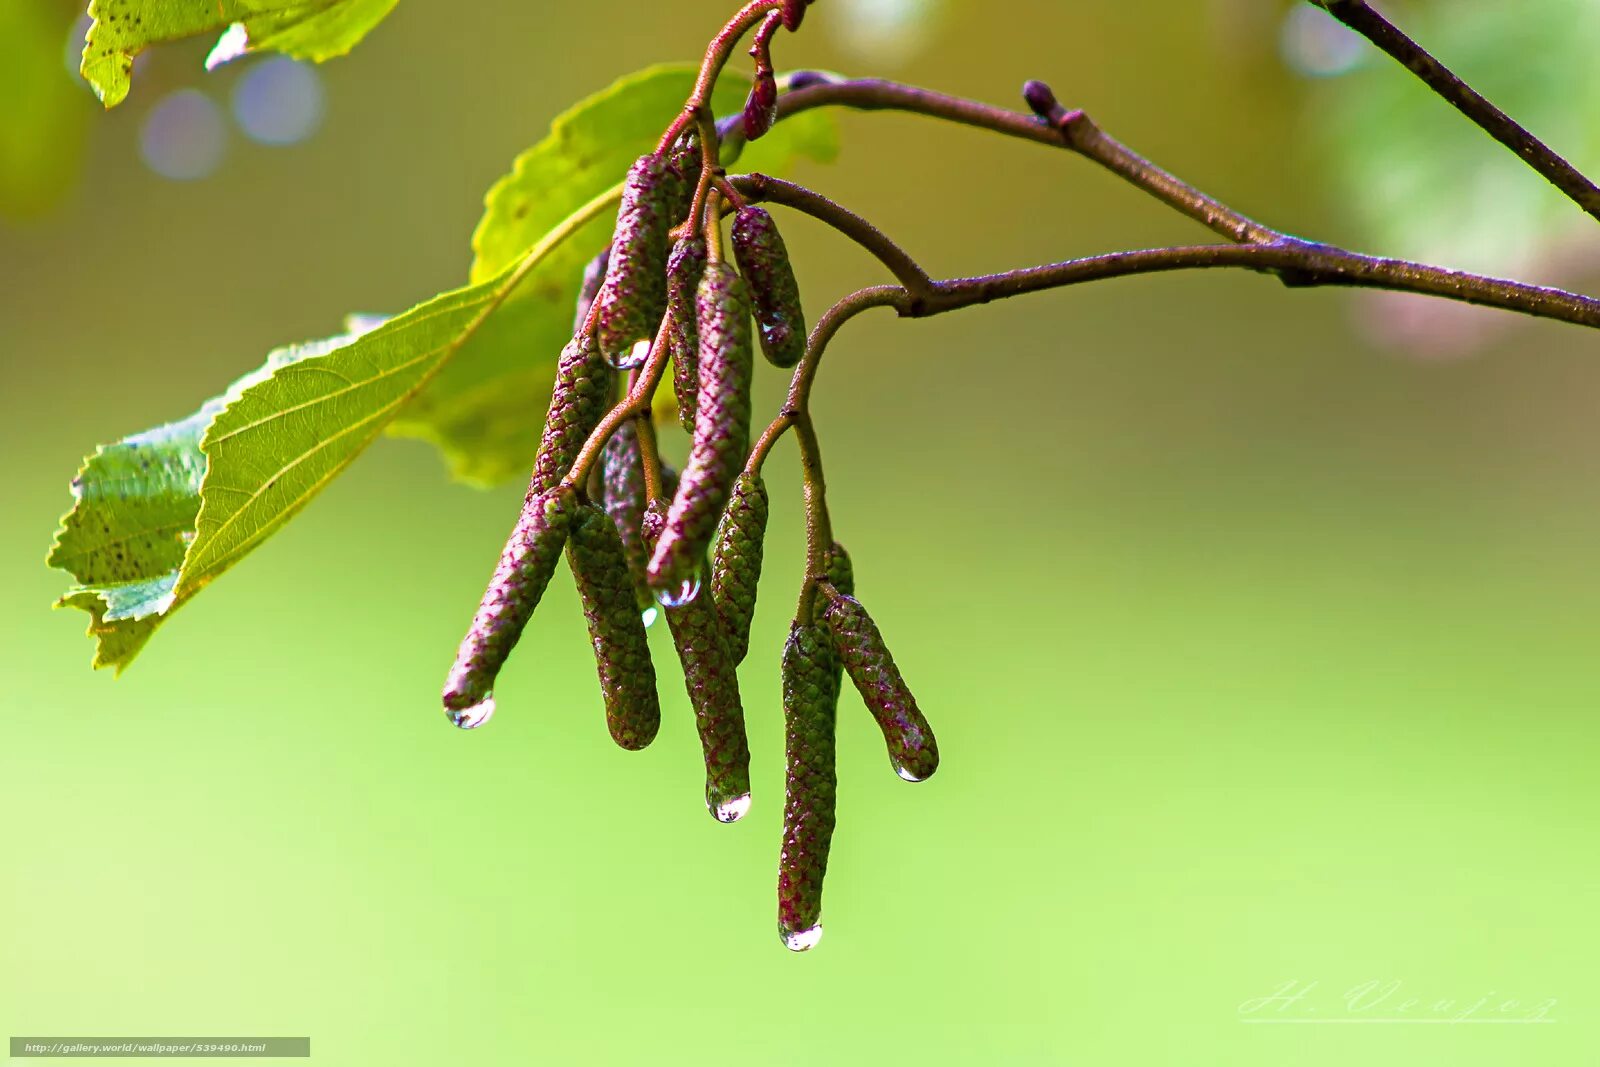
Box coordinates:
[827,0,945,67]
[139,90,227,181]
[231,57,325,146]
[1280,5,1365,77]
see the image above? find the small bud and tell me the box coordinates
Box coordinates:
[594,154,672,367]
[780,0,807,31]
[786,69,833,91]
[665,237,708,433]
[647,262,754,592]
[710,473,769,664]
[530,331,612,495]
[443,485,578,716]
[778,620,839,947]
[731,206,807,369]
[742,71,778,141]
[1022,79,1058,120]
[568,503,661,750]
[819,590,939,783]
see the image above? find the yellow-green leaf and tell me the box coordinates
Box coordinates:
[80,0,397,108]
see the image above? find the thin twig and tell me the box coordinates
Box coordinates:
[777,76,1279,245]
[771,76,1600,329]
[1311,0,1600,224]
[728,173,933,294]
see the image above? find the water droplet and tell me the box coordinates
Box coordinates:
[781,923,824,952]
[894,763,925,783]
[448,695,496,730]
[641,606,660,629]
[231,56,325,146]
[654,573,701,608]
[711,792,752,823]
[139,90,227,181]
[607,338,652,371]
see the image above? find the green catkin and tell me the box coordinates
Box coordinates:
[815,540,854,693]
[778,620,840,949]
[647,262,754,592]
[567,503,660,750]
[731,206,807,368]
[599,421,651,610]
[819,589,940,783]
[646,502,754,821]
[710,473,769,665]
[823,541,853,597]
[665,237,708,433]
[442,485,578,722]
[530,331,612,495]
[594,154,672,366]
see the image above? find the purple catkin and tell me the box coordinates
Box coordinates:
[646,262,753,592]
[819,588,940,783]
[529,331,612,495]
[442,485,578,716]
[665,134,704,226]
[665,237,708,433]
[731,207,806,368]
[593,154,672,366]
[567,503,660,750]
[777,620,839,944]
[573,246,610,334]
[599,420,651,610]
[646,502,753,819]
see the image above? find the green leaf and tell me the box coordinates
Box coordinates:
[80,0,398,108]
[390,64,839,487]
[48,406,212,671]
[49,283,515,670]
[51,64,839,670]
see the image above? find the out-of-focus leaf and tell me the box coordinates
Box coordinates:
[0,2,92,218]
[80,0,397,108]
[1313,0,1600,276]
[389,64,839,487]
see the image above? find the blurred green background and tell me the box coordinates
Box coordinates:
[3,0,1598,1063]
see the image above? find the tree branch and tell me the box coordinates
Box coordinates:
[770,76,1600,330]
[1310,0,1600,225]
